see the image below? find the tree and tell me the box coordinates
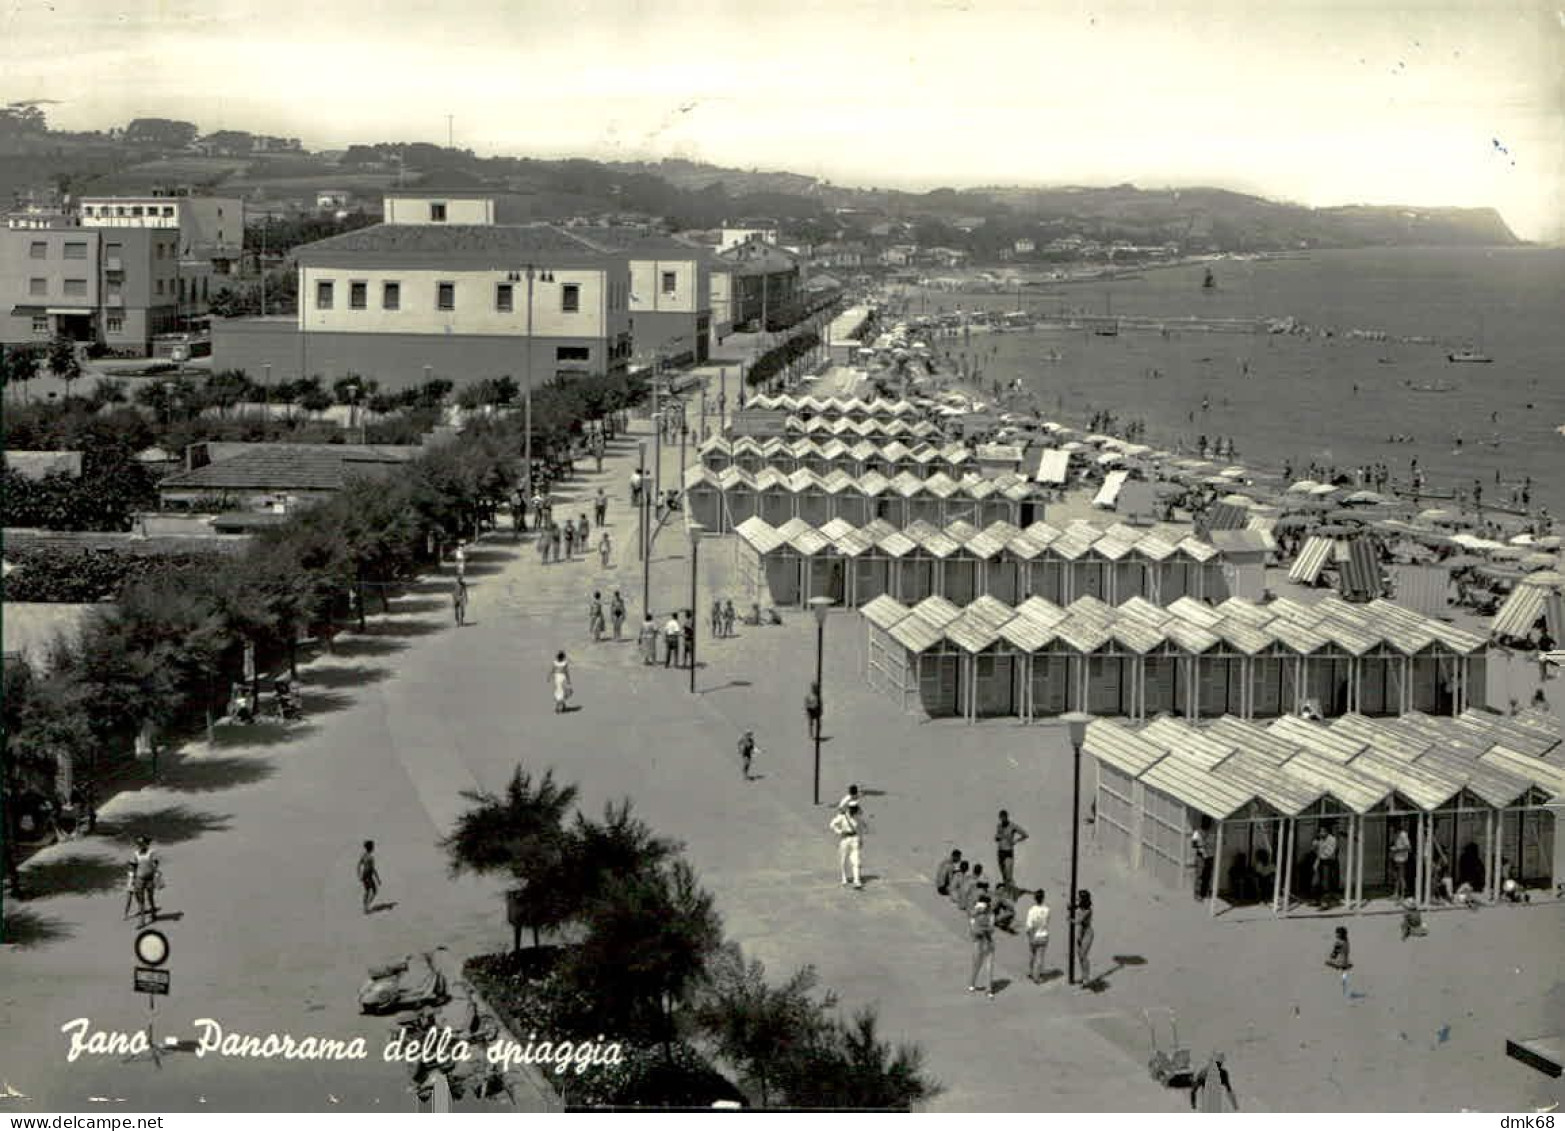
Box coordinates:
[47,336,81,393]
[773,1005,941,1110]
[1,345,41,399]
[568,798,678,905]
[565,858,722,1054]
[696,947,822,1108]
[440,767,580,951]
[123,117,198,149]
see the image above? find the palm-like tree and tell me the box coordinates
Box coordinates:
[440,767,578,951]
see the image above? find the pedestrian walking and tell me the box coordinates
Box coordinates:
[454,541,468,580]
[1071,889,1094,988]
[967,894,997,997]
[663,613,682,668]
[629,469,642,507]
[610,590,627,640]
[1316,825,1340,907]
[710,598,723,638]
[563,519,576,559]
[638,614,658,664]
[737,730,756,780]
[994,809,1029,891]
[122,862,138,920]
[721,598,736,638]
[1025,889,1050,982]
[595,488,608,528]
[598,530,612,568]
[589,592,606,642]
[935,849,962,896]
[452,577,468,626]
[551,651,573,713]
[804,681,823,740]
[131,836,160,923]
[836,784,861,812]
[578,513,591,543]
[358,839,380,914]
[1539,628,1555,682]
[682,610,695,668]
[830,803,864,889]
[1189,1052,1239,1112]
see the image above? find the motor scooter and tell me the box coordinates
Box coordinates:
[359,950,449,1015]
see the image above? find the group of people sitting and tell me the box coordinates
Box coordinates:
[935,849,1018,932]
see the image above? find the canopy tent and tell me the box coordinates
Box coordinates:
[1035,448,1071,486]
[1491,576,1565,643]
[1092,469,1132,510]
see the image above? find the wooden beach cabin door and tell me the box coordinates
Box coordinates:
[974,653,1015,717]
[919,653,959,717]
[1030,652,1070,717]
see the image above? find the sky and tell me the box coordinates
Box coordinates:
[4,0,1563,243]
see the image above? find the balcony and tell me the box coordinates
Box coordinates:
[105,294,124,308]
[105,257,123,273]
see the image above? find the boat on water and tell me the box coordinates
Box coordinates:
[1447,348,1493,364]
[1409,382,1456,393]
[1202,268,1216,290]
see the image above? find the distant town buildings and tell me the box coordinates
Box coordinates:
[719,221,780,252]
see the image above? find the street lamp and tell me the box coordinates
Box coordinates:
[686,522,705,694]
[1061,711,1092,986]
[808,596,833,805]
[507,266,554,501]
[641,460,652,613]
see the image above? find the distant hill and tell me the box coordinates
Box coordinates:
[1,113,1524,253]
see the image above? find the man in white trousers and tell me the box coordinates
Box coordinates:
[830,802,864,890]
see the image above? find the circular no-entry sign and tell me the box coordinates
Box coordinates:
[134,928,169,967]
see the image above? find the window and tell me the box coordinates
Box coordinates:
[349,281,367,309]
[661,271,677,295]
[132,206,144,217]
[64,277,87,297]
[495,283,513,313]
[155,279,164,296]
[201,277,209,300]
[31,315,49,335]
[316,280,335,309]
[63,242,87,259]
[155,243,165,260]
[106,316,125,334]
[561,283,580,313]
[178,279,187,301]
[28,241,46,259]
[115,206,127,217]
[106,242,122,255]
[163,206,175,217]
[430,202,447,222]
[28,277,46,296]
[437,282,455,311]
[82,206,95,217]
[382,281,401,310]
[556,346,590,362]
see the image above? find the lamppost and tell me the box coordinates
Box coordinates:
[808,596,833,805]
[343,380,361,444]
[507,266,554,500]
[1061,711,1092,986]
[686,522,704,694]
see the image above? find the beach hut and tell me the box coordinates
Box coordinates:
[851,470,894,527]
[1084,719,1171,872]
[1491,573,1565,644]
[940,519,983,605]
[788,469,830,528]
[683,465,725,532]
[755,468,794,526]
[786,519,845,606]
[730,436,766,474]
[850,518,899,605]
[1020,521,1066,603]
[732,517,797,608]
[948,595,1025,721]
[1049,522,1100,602]
[873,524,918,602]
[863,595,915,706]
[699,436,733,472]
[1017,598,1073,717]
[722,467,758,527]
[1133,718,1256,892]
[969,521,1021,603]
[827,521,880,608]
[899,520,960,603]
[894,596,965,716]
[994,526,1044,605]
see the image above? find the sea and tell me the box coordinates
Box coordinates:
[901,247,1565,519]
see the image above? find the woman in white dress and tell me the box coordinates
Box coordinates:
[551,651,572,713]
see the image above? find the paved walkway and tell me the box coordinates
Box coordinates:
[4,416,1561,1113]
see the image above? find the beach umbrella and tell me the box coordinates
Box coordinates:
[1538,536,1563,549]
[1286,480,1320,494]
[1521,552,1558,571]
[1342,490,1389,506]
[1488,546,1526,561]
[1314,524,1356,537]
[1476,565,1525,585]
[1273,515,1314,532]
[1509,533,1537,546]
[1219,466,1247,480]
[1527,570,1565,588]
[1442,553,1484,569]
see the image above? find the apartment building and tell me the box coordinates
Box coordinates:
[1,214,180,351]
[79,193,244,276]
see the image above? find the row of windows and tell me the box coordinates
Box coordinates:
[30,315,128,335]
[83,204,177,218]
[28,276,197,299]
[29,240,173,260]
[316,279,583,314]
[28,277,89,297]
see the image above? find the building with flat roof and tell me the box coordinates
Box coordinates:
[213,217,633,389]
[586,228,715,365]
[1,215,181,352]
[78,193,244,276]
[718,240,801,331]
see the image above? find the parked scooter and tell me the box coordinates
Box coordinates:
[359,950,450,1015]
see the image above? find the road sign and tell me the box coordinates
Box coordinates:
[134,928,169,967]
[134,967,170,996]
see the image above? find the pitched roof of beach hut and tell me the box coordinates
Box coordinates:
[1084,719,1169,778]
[733,515,785,555]
[903,519,962,558]
[860,594,911,631]
[889,595,964,652]
[946,595,1019,652]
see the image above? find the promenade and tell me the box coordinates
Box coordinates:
[4,391,1561,1113]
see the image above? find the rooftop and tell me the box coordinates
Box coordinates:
[159,446,407,492]
[294,222,617,265]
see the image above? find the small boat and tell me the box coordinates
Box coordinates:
[1409,382,1455,393]
[1202,268,1216,290]
[1447,348,1492,364]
